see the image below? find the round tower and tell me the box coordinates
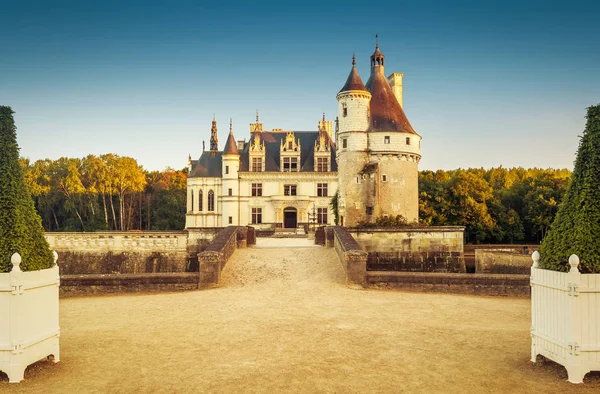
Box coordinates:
[365,38,421,223]
[336,54,371,226]
[222,119,240,226]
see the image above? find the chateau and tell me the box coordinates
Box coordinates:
[185,39,421,229]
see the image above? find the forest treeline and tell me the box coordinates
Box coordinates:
[21,155,187,232]
[21,156,570,244]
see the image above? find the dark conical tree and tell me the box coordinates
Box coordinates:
[0,106,54,272]
[540,104,600,273]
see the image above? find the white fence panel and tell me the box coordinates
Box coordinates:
[0,253,60,383]
[531,252,600,383]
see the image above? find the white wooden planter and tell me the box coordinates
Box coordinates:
[0,253,60,383]
[530,252,600,383]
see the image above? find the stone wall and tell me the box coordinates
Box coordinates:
[366,272,530,297]
[330,226,367,286]
[475,249,533,274]
[348,226,466,273]
[197,226,252,287]
[45,229,220,275]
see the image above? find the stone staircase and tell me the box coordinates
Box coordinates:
[272,227,308,238]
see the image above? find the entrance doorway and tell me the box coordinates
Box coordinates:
[283,207,297,228]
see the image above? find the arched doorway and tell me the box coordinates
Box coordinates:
[283,207,297,228]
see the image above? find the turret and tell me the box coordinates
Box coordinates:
[336,54,371,227]
[222,119,240,225]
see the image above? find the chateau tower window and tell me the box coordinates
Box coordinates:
[342,139,347,148]
[406,137,410,145]
[251,183,262,197]
[384,136,390,144]
[208,190,215,212]
[199,190,203,211]
[317,208,328,224]
[382,174,387,182]
[317,183,328,197]
[228,188,232,196]
[252,208,262,224]
[366,206,374,215]
[226,165,229,174]
[284,185,297,196]
[229,217,233,224]
[190,193,194,213]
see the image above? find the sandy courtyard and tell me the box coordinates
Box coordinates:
[2,239,599,393]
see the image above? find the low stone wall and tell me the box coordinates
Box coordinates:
[348,226,466,273]
[330,227,367,286]
[45,229,220,275]
[475,249,532,274]
[60,273,200,297]
[366,272,530,297]
[197,226,251,287]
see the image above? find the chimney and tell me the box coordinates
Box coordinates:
[387,72,404,108]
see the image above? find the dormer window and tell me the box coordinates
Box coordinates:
[316,157,328,172]
[251,157,263,172]
[283,157,298,172]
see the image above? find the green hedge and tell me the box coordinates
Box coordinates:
[0,106,54,272]
[540,104,600,273]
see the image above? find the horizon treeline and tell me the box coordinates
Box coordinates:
[21,156,570,244]
[20,154,187,232]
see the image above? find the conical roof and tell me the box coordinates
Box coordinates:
[365,42,417,135]
[338,55,367,93]
[223,130,239,155]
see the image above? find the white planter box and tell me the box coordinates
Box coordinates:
[0,253,60,383]
[530,252,600,383]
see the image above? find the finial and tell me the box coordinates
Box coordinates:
[352,53,356,66]
[229,118,233,134]
[569,254,580,272]
[202,141,205,152]
[256,109,259,123]
[11,253,22,272]
[213,113,215,121]
[532,251,540,268]
[376,33,379,49]
[322,112,326,121]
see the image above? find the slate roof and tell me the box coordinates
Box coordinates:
[189,131,337,178]
[223,132,239,155]
[339,64,367,93]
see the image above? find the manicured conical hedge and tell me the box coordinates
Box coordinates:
[540,104,600,273]
[0,106,54,272]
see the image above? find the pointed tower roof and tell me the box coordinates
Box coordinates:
[365,37,417,135]
[338,54,367,93]
[223,119,239,155]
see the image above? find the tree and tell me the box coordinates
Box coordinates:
[540,104,600,272]
[0,106,54,272]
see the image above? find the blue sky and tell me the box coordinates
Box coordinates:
[1,0,599,171]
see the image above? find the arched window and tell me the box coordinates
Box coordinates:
[208,190,215,212]
[199,190,203,211]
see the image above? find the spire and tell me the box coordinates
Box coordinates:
[210,117,218,152]
[370,34,385,69]
[224,119,239,155]
[338,54,367,93]
[250,109,263,133]
[256,109,259,123]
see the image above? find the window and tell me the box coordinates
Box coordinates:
[406,137,411,145]
[190,193,194,212]
[382,174,387,182]
[342,139,348,148]
[251,157,263,172]
[228,216,233,224]
[251,183,262,197]
[283,157,298,172]
[225,165,229,174]
[317,208,328,224]
[384,136,390,144]
[208,190,215,211]
[316,157,328,172]
[228,188,232,196]
[199,190,203,211]
[343,107,348,117]
[355,176,359,184]
[284,185,297,196]
[366,206,374,215]
[252,208,262,224]
[317,183,328,197]
[288,141,293,150]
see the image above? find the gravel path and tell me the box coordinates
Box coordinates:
[2,239,598,392]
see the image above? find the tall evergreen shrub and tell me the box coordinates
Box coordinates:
[0,106,54,272]
[540,104,600,273]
